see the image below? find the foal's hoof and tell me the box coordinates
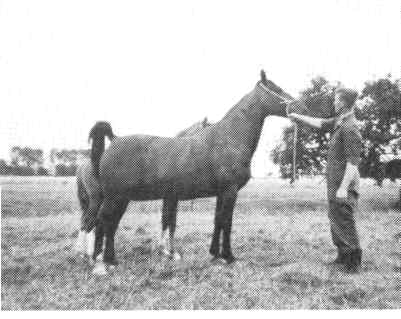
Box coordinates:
[161,248,182,261]
[92,261,117,275]
[92,262,108,276]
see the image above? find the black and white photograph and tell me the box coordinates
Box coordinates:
[0,0,400,311]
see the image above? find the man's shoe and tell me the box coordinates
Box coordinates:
[344,249,362,274]
[328,250,346,265]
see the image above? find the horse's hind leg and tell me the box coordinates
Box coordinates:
[161,197,181,260]
[93,196,128,275]
[220,185,238,264]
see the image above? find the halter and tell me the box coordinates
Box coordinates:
[258,81,299,184]
[258,82,295,116]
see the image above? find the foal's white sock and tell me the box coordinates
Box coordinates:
[75,230,87,254]
[86,230,95,257]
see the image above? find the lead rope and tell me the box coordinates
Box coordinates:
[292,123,298,185]
[259,82,298,184]
[284,100,297,185]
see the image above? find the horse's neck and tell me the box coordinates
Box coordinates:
[218,89,285,162]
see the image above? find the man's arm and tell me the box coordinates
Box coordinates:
[288,113,335,129]
[336,162,359,198]
[336,125,363,199]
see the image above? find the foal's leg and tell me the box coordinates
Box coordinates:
[82,195,102,258]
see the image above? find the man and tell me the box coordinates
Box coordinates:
[289,87,363,273]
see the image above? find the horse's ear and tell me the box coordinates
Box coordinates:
[202,117,208,127]
[260,70,267,84]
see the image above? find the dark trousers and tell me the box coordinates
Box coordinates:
[328,191,360,252]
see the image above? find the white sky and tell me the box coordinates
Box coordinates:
[0,0,400,174]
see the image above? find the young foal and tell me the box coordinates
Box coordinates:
[75,119,211,258]
[91,71,332,275]
[75,122,114,257]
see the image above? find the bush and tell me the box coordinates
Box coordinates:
[55,164,77,176]
[37,166,49,176]
[9,165,35,176]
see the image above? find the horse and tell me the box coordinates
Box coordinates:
[176,117,212,137]
[90,70,334,275]
[75,119,212,258]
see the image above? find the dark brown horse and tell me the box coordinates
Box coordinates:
[90,70,333,275]
[75,119,211,259]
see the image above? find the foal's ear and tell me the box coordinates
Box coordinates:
[260,70,267,84]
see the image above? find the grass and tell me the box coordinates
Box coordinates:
[1,176,400,309]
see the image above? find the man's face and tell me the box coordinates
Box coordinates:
[334,93,346,116]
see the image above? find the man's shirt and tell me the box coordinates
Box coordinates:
[322,118,363,200]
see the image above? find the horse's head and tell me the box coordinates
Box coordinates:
[257,70,334,118]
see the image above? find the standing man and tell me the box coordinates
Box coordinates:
[289,88,363,273]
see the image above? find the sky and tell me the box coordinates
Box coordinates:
[0,0,400,175]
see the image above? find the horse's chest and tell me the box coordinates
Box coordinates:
[216,163,251,187]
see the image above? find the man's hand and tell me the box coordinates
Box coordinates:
[288,113,299,122]
[336,187,348,199]
[287,113,323,129]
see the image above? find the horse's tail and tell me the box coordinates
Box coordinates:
[88,121,115,178]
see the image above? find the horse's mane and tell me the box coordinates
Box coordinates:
[176,117,212,137]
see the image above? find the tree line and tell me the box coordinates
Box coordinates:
[1,76,400,180]
[271,75,401,185]
[0,148,90,176]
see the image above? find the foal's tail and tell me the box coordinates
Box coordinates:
[88,121,115,178]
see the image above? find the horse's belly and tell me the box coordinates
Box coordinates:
[125,174,217,200]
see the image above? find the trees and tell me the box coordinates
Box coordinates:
[272,75,401,184]
[50,148,90,176]
[8,146,46,175]
[271,77,336,180]
[358,76,401,185]
[10,146,44,168]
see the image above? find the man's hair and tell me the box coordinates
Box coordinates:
[335,87,358,109]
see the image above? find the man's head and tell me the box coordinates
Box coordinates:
[334,87,358,115]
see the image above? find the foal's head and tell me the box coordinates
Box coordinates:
[88,121,115,142]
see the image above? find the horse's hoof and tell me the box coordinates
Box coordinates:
[222,254,236,264]
[170,251,182,261]
[162,247,171,257]
[92,262,108,276]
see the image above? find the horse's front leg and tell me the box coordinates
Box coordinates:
[218,185,238,264]
[210,195,223,259]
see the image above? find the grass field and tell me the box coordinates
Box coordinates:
[1,176,400,309]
